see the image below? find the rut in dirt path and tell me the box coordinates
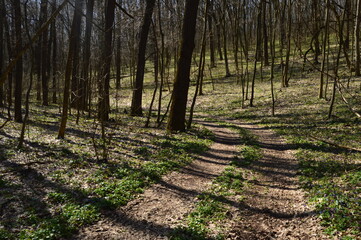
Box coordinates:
[75,120,240,240]
[227,121,328,240]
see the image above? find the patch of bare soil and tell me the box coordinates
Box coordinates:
[75,120,240,240]
[226,120,329,240]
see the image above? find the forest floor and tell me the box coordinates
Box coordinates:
[74,117,329,240]
[1,65,360,239]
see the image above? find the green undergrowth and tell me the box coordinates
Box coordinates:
[227,76,361,239]
[297,150,360,238]
[0,122,212,240]
[171,165,246,240]
[171,124,260,240]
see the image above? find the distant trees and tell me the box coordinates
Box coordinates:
[0,0,359,138]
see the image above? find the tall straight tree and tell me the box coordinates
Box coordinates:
[167,0,200,132]
[355,0,361,76]
[80,0,94,110]
[58,0,83,138]
[0,0,4,107]
[40,0,49,106]
[98,0,115,121]
[13,0,23,122]
[130,0,156,116]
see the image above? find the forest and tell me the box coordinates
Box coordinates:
[0,0,360,239]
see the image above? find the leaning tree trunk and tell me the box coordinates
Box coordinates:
[167,0,200,132]
[130,0,156,116]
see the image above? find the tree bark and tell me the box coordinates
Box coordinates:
[13,0,23,123]
[58,0,83,138]
[167,0,200,132]
[40,0,49,106]
[81,0,94,110]
[130,0,156,116]
[98,0,116,121]
[355,0,361,76]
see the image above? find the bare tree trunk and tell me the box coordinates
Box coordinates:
[98,0,115,121]
[0,0,4,108]
[320,0,330,98]
[208,0,216,68]
[157,0,165,124]
[222,0,231,77]
[130,0,156,116]
[250,3,262,107]
[214,13,223,61]
[58,0,83,138]
[355,0,361,76]
[41,0,49,106]
[262,0,269,66]
[167,0,200,132]
[329,0,348,119]
[50,1,57,104]
[81,0,94,110]
[312,0,321,63]
[13,0,23,123]
[188,0,209,129]
[282,0,292,87]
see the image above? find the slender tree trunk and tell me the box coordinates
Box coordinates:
[208,0,215,68]
[4,2,13,119]
[222,0,230,77]
[115,36,121,90]
[282,0,292,87]
[262,0,269,66]
[312,0,321,63]
[320,0,330,98]
[329,1,347,119]
[355,0,361,76]
[250,3,262,107]
[157,0,165,123]
[188,0,209,129]
[0,0,4,107]
[214,13,223,61]
[41,0,49,106]
[130,0,156,116]
[98,0,115,121]
[81,0,94,110]
[167,0,200,132]
[70,0,83,109]
[58,0,83,138]
[51,4,57,104]
[145,25,159,128]
[14,0,23,123]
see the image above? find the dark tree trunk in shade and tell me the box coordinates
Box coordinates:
[70,0,83,109]
[13,0,23,123]
[58,0,83,138]
[40,0,49,106]
[130,0,156,116]
[98,0,115,121]
[0,0,4,107]
[208,0,215,68]
[167,0,200,132]
[81,0,94,110]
